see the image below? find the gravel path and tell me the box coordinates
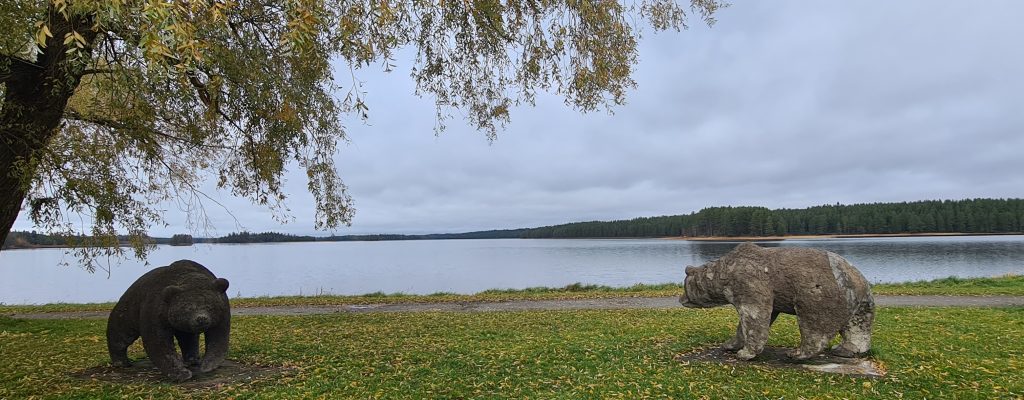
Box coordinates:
[7,295,1024,320]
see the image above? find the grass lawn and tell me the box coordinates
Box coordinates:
[1,306,1022,399]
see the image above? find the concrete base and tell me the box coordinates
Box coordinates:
[675,346,886,378]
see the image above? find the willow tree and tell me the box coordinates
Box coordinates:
[0,0,723,266]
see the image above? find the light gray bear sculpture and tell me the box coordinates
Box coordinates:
[107,260,231,381]
[680,243,874,361]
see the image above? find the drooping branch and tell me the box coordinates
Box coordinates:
[63,110,231,150]
[80,68,117,76]
[186,70,217,109]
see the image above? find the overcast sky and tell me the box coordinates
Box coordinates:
[15,1,1024,236]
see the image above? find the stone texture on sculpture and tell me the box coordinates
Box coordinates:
[107,260,231,382]
[679,243,874,361]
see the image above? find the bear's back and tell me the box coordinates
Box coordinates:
[114,260,218,311]
[765,248,869,290]
[715,244,833,277]
[761,247,871,313]
[764,247,833,276]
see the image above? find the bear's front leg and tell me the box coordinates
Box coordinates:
[732,302,773,361]
[200,321,231,373]
[721,324,743,352]
[722,310,780,352]
[141,328,192,382]
[175,331,201,367]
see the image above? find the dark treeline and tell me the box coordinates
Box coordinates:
[2,229,528,248]
[214,229,529,243]
[216,231,318,243]
[2,231,74,248]
[168,234,194,246]
[521,199,1024,238]
[419,229,528,240]
[2,231,195,248]
[5,199,1023,247]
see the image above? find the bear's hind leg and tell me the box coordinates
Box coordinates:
[831,301,875,358]
[790,330,832,360]
[721,323,743,351]
[789,316,835,360]
[106,328,137,368]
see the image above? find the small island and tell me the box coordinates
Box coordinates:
[168,234,194,246]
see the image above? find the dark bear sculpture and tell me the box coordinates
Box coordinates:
[107,259,231,381]
[680,243,874,361]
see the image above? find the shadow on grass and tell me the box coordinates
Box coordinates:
[71,359,292,389]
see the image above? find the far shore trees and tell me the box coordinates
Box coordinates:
[0,0,724,270]
[521,199,1024,239]
[168,234,194,246]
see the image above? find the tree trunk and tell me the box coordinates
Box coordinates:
[0,10,97,248]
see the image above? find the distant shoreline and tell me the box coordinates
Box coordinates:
[5,232,1023,250]
[1,243,136,251]
[675,232,1023,242]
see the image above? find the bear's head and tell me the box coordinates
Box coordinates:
[679,264,727,308]
[163,278,230,333]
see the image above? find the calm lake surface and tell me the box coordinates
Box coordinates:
[2,236,1023,304]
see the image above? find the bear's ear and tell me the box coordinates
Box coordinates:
[213,278,229,292]
[162,286,184,302]
[685,266,699,275]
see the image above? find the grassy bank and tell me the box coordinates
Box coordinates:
[677,232,1019,241]
[874,274,1024,296]
[1,307,1022,398]
[2,275,1022,315]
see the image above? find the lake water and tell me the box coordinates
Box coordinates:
[1,236,1023,305]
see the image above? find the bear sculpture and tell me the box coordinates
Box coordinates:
[680,243,874,361]
[107,259,231,381]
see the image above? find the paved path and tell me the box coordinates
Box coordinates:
[7,295,1024,320]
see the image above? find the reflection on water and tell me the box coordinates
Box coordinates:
[1,235,1023,304]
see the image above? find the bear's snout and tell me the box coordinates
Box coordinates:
[193,312,212,330]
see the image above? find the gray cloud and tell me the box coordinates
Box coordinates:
[13,0,1024,236]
